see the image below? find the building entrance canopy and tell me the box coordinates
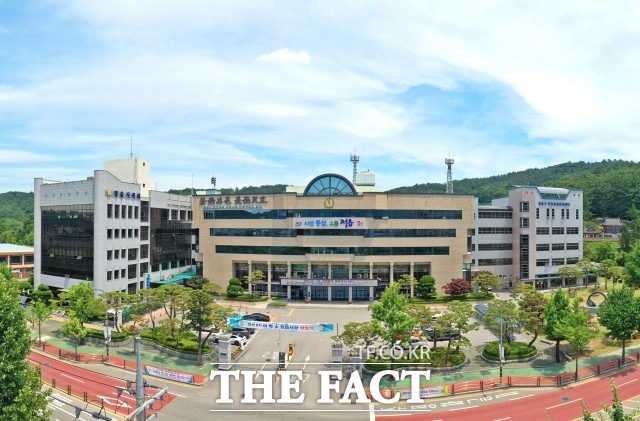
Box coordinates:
[280,278,378,287]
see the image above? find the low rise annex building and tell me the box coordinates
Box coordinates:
[34,158,193,295]
[193,173,476,301]
[474,186,584,289]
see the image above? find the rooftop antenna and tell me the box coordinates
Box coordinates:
[350,149,359,183]
[130,135,133,158]
[211,168,217,189]
[445,152,454,194]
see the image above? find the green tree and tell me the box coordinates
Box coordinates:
[556,300,598,381]
[244,270,265,295]
[186,289,216,366]
[101,291,130,333]
[597,285,639,358]
[416,275,436,299]
[139,288,163,329]
[158,317,183,348]
[577,258,597,286]
[31,300,52,346]
[557,265,583,290]
[0,263,51,420]
[472,272,501,296]
[624,241,640,288]
[442,301,479,364]
[60,316,88,361]
[30,284,53,305]
[60,282,105,326]
[597,378,640,420]
[157,283,189,320]
[406,306,434,334]
[226,277,244,298]
[483,300,520,344]
[621,207,640,252]
[512,284,546,347]
[371,284,414,351]
[396,274,417,298]
[186,275,210,290]
[544,288,571,363]
[333,322,378,352]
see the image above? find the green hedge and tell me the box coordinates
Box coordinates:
[408,293,494,305]
[482,341,536,361]
[85,329,131,342]
[224,294,268,302]
[268,301,288,307]
[364,347,465,372]
[139,328,212,355]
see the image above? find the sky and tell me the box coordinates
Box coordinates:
[1,1,640,193]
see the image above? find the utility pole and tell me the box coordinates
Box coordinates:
[135,336,145,421]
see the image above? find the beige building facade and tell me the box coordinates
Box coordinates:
[193,174,475,301]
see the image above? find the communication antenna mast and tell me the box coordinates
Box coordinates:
[211,168,217,189]
[445,157,454,194]
[130,136,133,158]
[350,150,360,183]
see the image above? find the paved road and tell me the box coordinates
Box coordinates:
[375,364,640,420]
[30,351,176,419]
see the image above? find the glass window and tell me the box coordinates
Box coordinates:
[107,204,113,218]
[303,174,356,195]
[107,250,112,260]
[134,206,139,220]
[552,243,565,251]
[107,271,112,281]
[552,227,564,235]
[536,208,539,219]
[122,205,127,219]
[115,229,119,239]
[567,227,579,234]
[576,209,579,220]
[520,201,529,212]
[536,227,550,235]
[115,205,120,218]
[114,250,120,259]
[107,229,112,239]
[141,226,149,241]
[10,255,21,265]
[536,243,550,251]
[128,206,133,219]
[552,258,565,265]
[114,270,119,280]
[536,259,548,267]
[128,248,137,260]
[121,229,126,238]
[520,217,529,228]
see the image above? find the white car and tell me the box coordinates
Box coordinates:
[213,334,247,347]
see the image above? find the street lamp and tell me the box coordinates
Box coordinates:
[495,302,506,387]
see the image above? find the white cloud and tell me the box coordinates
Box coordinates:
[257,48,311,65]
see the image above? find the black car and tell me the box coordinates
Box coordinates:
[230,327,252,338]
[242,313,271,322]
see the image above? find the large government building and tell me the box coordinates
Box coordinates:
[194,173,477,301]
[32,157,584,300]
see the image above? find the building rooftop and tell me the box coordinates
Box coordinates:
[0,243,34,252]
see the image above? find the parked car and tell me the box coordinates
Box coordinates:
[231,327,252,338]
[242,313,271,322]
[213,334,247,347]
[424,327,460,341]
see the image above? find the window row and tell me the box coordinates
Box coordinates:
[478,210,513,219]
[0,255,34,265]
[536,257,580,266]
[107,204,139,220]
[204,209,463,220]
[209,228,457,238]
[477,227,513,234]
[535,243,580,251]
[215,245,450,256]
[106,262,149,281]
[477,258,513,266]
[106,246,148,260]
[535,227,580,235]
[107,228,140,239]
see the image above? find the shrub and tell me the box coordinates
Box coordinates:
[482,341,536,361]
[85,329,131,342]
[268,301,288,307]
[139,328,212,354]
[230,294,268,302]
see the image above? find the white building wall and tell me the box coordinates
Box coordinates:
[104,157,156,197]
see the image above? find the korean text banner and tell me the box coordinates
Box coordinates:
[230,318,334,333]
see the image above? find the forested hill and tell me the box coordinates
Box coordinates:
[387,160,637,206]
[2,160,640,247]
[0,191,34,245]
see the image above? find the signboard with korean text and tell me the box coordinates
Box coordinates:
[200,195,267,209]
[145,365,194,384]
[229,317,334,333]
[280,278,378,287]
[293,217,366,229]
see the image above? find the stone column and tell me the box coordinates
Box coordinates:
[267,261,272,299]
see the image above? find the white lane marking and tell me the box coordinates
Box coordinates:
[452,405,477,411]
[60,373,84,383]
[546,399,579,410]
[619,379,638,387]
[369,403,375,421]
